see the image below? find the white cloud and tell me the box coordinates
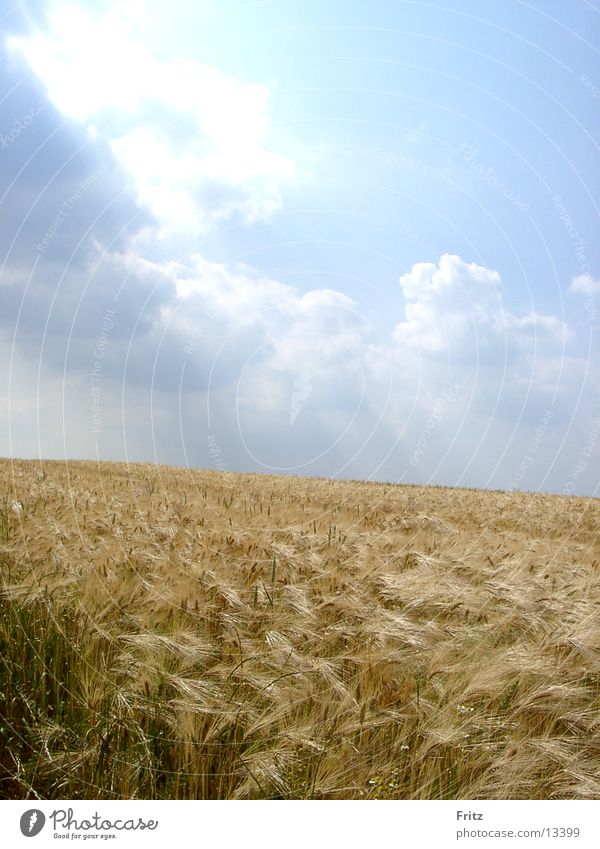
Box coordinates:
[569,273,600,296]
[4,232,592,491]
[398,254,501,300]
[101,248,573,452]
[506,312,571,343]
[9,1,295,235]
[393,253,500,352]
[394,253,568,353]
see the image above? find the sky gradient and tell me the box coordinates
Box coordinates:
[1,0,599,495]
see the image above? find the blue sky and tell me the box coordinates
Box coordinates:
[1,0,599,495]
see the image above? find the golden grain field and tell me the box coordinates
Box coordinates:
[0,458,599,800]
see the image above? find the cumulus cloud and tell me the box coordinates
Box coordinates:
[394,253,501,353]
[3,225,594,491]
[9,1,296,236]
[393,253,569,355]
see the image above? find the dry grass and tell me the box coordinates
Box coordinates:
[0,458,599,799]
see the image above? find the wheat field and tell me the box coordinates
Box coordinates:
[0,457,599,799]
